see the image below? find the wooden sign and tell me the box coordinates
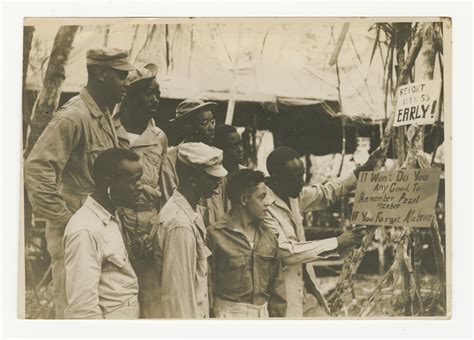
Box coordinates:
[393,79,442,127]
[351,168,441,227]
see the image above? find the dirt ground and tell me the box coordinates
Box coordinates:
[24,274,445,319]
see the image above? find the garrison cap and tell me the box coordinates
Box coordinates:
[128,63,159,85]
[86,48,135,71]
[170,98,217,122]
[177,143,228,178]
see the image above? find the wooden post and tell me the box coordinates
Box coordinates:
[165,24,170,72]
[22,26,35,266]
[329,23,350,66]
[103,25,110,47]
[25,25,79,157]
[225,24,242,125]
[22,26,35,145]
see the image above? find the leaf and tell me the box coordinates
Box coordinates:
[369,26,380,66]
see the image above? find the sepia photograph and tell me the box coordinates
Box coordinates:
[19,16,451,321]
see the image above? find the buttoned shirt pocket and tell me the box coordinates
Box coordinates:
[216,255,248,296]
[103,251,138,292]
[255,253,278,297]
[101,225,138,294]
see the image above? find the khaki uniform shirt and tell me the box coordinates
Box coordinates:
[25,88,119,228]
[263,173,357,317]
[114,116,168,205]
[63,196,139,319]
[207,213,284,317]
[150,190,211,318]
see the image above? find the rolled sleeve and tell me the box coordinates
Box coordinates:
[64,230,103,319]
[25,116,81,228]
[300,172,357,213]
[161,227,198,318]
[264,214,339,266]
[278,237,339,266]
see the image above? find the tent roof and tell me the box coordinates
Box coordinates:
[25,19,411,120]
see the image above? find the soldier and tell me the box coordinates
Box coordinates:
[213,124,245,175]
[263,146,379,317]
[63,148,142,319]
[150,143,227,318]
[207,169,284,318]
[113,63,168,318]
[160,98,225,226]
[24,48,134,318]
[213,124,247,214]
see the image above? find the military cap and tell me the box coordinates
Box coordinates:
[128,63,159,85]
[177,142,228,177]
[86,48,135,71]
[169,98,217,122]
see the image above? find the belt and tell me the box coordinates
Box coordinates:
[214,298,268,317]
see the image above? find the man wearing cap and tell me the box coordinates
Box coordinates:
[263,146,380,317]
[150,142,227,318]
[113,63,168,318]
[24,48,135,319]
[160,98,225,226]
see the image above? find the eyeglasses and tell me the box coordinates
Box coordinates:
[198,118,216,128]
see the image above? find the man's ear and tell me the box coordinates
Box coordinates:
[104,176,113,189]
[96,66,106,82]
[240,193,248,207]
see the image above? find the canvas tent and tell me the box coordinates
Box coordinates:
[25,18,403,120]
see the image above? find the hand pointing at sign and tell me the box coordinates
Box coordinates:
[353,147,386,179]
[336,226,366,249]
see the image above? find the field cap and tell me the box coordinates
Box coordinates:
[86,48,135,71]
[128,63,158,85]
[170,98,217,122]
[177,142,228,177]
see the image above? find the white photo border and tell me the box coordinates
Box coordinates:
[1,0,472,339]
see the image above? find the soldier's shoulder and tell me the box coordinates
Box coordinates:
[158,200,191,230]
[65,206,102,236]
[207,219,228,234]
[54,94,90,122]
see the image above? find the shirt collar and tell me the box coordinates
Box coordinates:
[113,115,163,148]
[80,87,110,118]
[171,190,200,224]
[213,213,234,230]
[264,183,292,213]
[214,212,264,233]
[84,196,115,226]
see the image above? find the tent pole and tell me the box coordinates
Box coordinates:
[165,24,170,72]
[225,24,242,125]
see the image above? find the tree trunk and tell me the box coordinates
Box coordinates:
[418,22,446,312]
[22,26,36,275]
[22,26,35,146]
[24,25,79,158]
[329,23,424,315]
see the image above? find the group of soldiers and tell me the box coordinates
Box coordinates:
[24,47,378,319]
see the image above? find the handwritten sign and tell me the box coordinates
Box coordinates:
[394,79,442,127]
[351,168,441,227]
